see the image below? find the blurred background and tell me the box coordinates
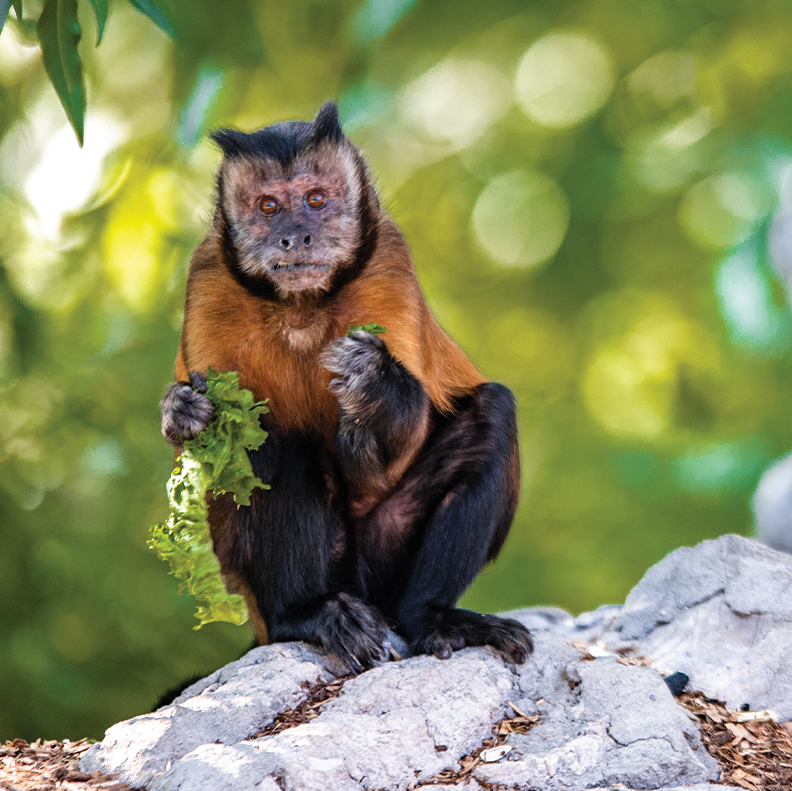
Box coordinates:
[2,0,792,743]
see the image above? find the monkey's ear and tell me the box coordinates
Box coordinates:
[210,128,250,158]
[311,101,343,144]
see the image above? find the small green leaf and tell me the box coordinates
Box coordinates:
[85,0,107,44]
[347,322,387,336]
[36,0,85,146]
[1,1,12,33]
[128,0,174,39]
[11,0,22,21]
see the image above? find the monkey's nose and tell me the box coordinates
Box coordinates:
[279,234,312,250]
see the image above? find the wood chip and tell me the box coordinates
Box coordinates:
[252,674,353,739]
[680,691,792,790]
[0,739,133,791]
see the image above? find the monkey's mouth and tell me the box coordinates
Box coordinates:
[271,261,330,272]
[267,260,334,294]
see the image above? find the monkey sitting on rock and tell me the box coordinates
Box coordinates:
[160,102,532,672]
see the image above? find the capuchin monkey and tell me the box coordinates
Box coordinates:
[160,101,532,673]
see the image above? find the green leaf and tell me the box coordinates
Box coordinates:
[11,0,22,21]
[347,322,387,336]
[36,0,85,146]
[127,0,174,39]
[149,369,269,628]
[1,1,12,33]
[85,0,107,44]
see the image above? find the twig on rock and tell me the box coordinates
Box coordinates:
[415,707,540,788]
[252,674,354,738]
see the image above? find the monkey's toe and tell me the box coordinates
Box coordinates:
[316,593,388,673]
[410,608,533,665]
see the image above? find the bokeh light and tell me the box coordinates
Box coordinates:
[515,31,615,129]
[679,171,775,249]
[400,58,512,149]
[471,169,569,267]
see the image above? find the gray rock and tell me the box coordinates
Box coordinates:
[596,534,792,719]
[83,630,720,790]
[476,649,717,791]
[506,603,623,644]
[221,648,514,791]
[85,533,792,790]
[81,644,334,787]
[152,744,280,791]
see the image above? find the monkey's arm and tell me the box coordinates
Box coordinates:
[320,331,430,487]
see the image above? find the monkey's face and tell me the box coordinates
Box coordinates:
[221,145,365,297]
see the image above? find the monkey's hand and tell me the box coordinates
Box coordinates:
[321,330,428,427]
[320,332,429,480]
[320,331,390,421]
[160,372,215,445]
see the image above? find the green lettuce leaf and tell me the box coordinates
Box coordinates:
[149,368,269,628]
[347,322,387,336]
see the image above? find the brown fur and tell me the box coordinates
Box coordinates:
[178,218,485,438]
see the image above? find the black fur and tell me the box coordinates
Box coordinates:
[194,342,531,669]
[211,102,343,166]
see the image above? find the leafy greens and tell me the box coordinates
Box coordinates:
[149,368,269,628]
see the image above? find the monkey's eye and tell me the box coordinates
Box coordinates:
[259,197,279,216]
[304,189,327,210]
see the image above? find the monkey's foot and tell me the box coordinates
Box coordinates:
[302,593,389,674]
[409,607,533,664]
[160,373,214,445]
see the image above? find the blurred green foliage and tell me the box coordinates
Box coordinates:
[1,0,792,743]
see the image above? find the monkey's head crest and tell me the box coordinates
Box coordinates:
[210,102,345,165]
[212,102,379,301]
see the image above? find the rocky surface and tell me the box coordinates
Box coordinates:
[82,533,792,790]
[591,534,792,720]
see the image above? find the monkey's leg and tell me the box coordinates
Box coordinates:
[209,431,387,673]
[360,383,533,663]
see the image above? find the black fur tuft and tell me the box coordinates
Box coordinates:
[210,102,344,166]
[311,101,344,145]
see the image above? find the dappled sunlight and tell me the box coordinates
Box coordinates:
[399,58,512,149]
[25,115,129,240]
[626,108,715,193]
[679,171,776,249]
[0,22,39,84]
[471,169,569,267]
[582,301,721,440]
[627,51,697,111]
[515,31,614,129]
[482,308,576,404]
[715,244,790,353]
